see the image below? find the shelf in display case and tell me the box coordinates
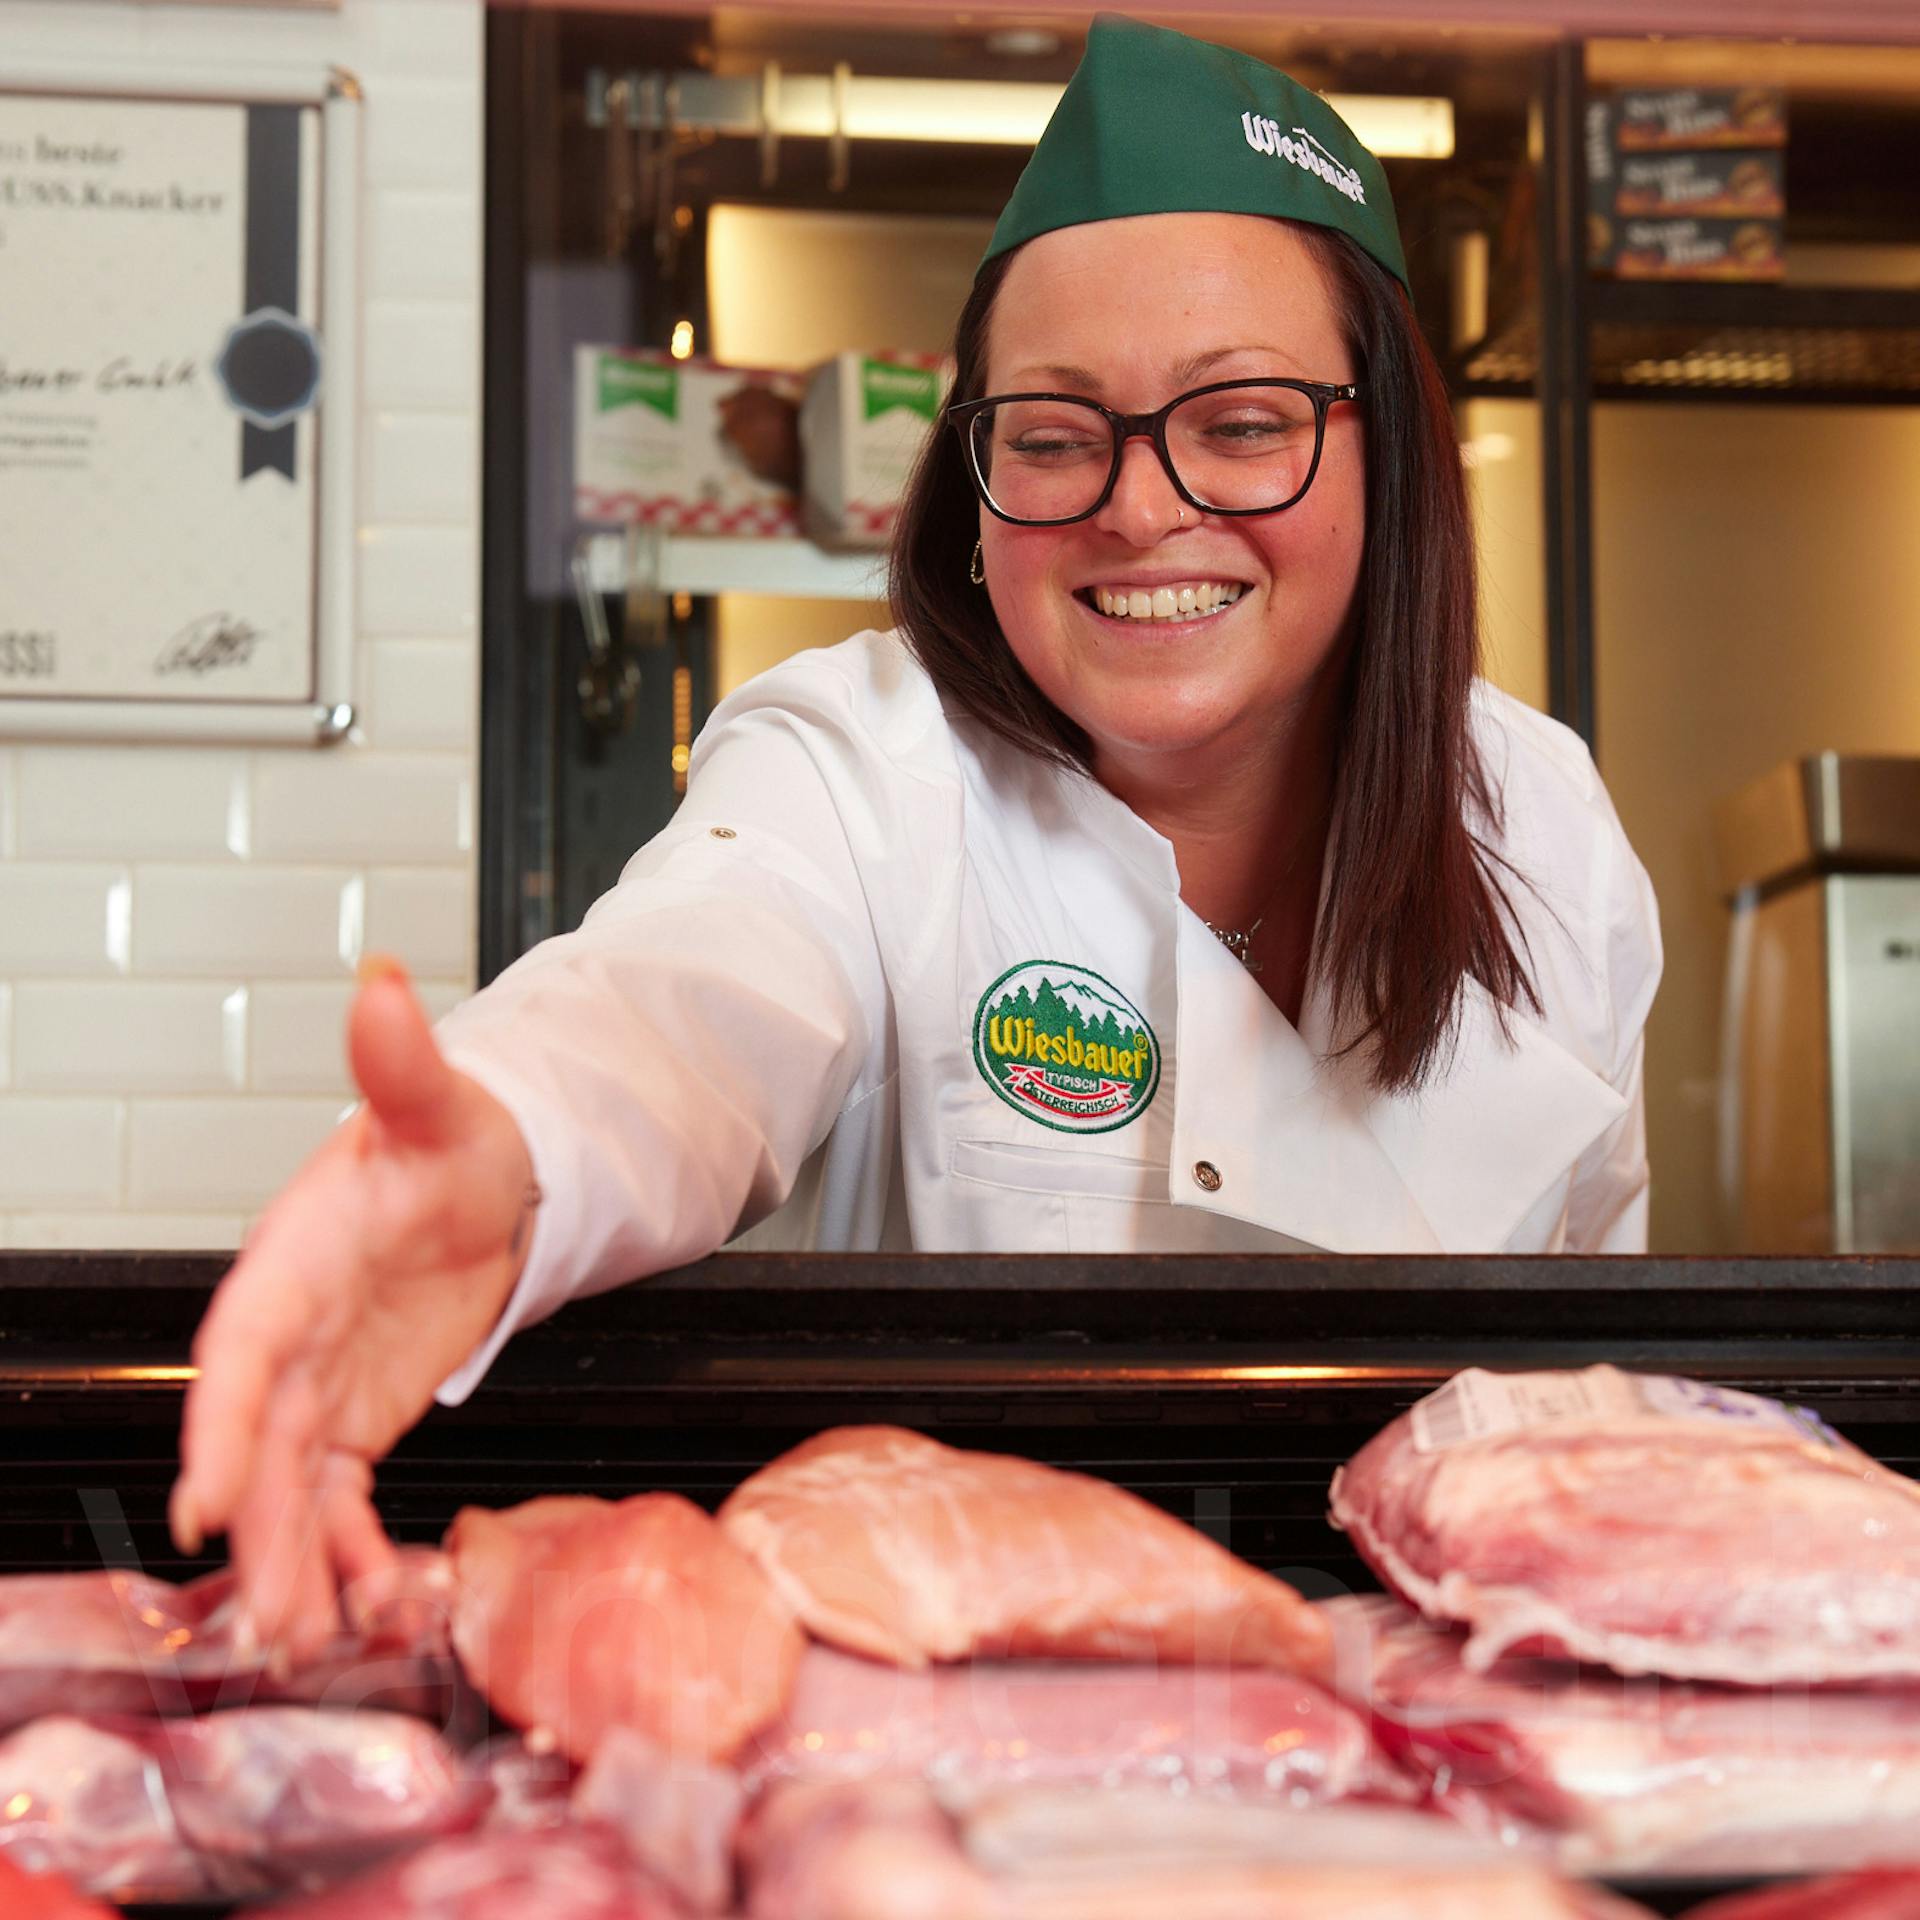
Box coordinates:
[580,530,889,601]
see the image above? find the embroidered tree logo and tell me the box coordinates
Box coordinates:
[972,960,1159,1135]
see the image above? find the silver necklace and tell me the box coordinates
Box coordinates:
[1204,916,1265,972]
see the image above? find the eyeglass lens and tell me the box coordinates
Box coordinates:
[969,385,1324,522]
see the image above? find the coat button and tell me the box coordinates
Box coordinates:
[1192,1160,1222,1192]
[709,826,737,840]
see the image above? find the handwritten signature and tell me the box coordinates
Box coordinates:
[155,613,261,676]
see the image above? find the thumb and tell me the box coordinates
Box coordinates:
[348,955,459,1146]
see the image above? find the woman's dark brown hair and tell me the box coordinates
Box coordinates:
[888,220,1541,1096]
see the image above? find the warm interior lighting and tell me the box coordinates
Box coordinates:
[764,75,1453,160]
[669,319,696,360]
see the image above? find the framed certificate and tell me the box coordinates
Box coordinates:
[0,65,359,742]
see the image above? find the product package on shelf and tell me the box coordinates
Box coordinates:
[1613,87,1788,152]
[799,352,952,550]
[573,347,802,536]
[1589,86,1788,283]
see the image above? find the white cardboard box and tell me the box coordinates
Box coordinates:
[800,351,950,549]
[574,347,801,534]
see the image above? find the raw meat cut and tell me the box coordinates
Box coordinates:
[720,1427,1329,1676]
[1323,1594,1920,1875]
[0,1548,463,1730]
[245,1825,693,1919]
[737,1777,1652,1920]
[1682,1872,1920,1920]
[0,1715,199,1900]
[572,1726,743,1911]
[0,1855,117,1920]
[0,1708,476,1901]
[156,1706,482,1892]
[746,1642,1379,1806]
[1330,1366,1920,1684]
[446,1492,804,1764]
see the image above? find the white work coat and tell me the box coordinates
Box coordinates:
[437,629,1660,1400]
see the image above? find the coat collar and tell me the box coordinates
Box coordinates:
[1174,912,1625,1254]
[1052,760,1626,1253]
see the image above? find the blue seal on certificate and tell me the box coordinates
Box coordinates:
[217,306,324,431]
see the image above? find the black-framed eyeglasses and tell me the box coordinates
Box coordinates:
[947,377,1362,528]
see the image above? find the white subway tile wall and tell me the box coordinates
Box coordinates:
[129,1099,350,1213]
[0,0,483,1242]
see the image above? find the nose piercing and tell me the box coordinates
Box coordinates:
[1175,505,1186,529]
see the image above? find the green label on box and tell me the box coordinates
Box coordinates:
[861,358,940,423]
[598,355,679,420]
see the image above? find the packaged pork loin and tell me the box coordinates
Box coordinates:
[738,1776,1657,1920]
[745,1641,1385,1809]
[1329,1366,1920,1685]
[1321,1595,1920,1877]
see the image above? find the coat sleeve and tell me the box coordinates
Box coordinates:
[1562,796,1664,1254]
[430,656,903,1402]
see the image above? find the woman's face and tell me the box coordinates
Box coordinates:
[979,212,1364,779]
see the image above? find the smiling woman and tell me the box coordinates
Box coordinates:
[170,13,1662,1669]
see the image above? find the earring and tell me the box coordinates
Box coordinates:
[969,538,986,586]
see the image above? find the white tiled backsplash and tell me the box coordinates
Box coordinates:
[0,0,485,1247]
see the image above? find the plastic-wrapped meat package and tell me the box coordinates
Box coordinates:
[0,1854,118,1920]
[470,1734,578,1835]
[1329,1367,1920,1684]
[1322,1594,1920,1875]
[156,1705,485,1894]
[1682,1871,1920,1920]
[446,1493,804,1765]
[0,1715,201,1900]
[737,1776,1655,1920]
[184,1547,470,1721]
[719,1426,1330,1676]
[0,1707,479,1901]
[0,1573,215,1727]
[0,1548,465,1731]
[242,1826,694,1920]
[746,1642,1384,1807]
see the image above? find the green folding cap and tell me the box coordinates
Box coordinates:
[981,14,1409,291]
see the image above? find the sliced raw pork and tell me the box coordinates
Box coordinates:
[747,1642,1378,1806]
[446,1493,804,1764]
[0,1855,117,1920]
[1323,1594,1920,1875]
[1682,1872,1920,1920]
[1330,1366,1920,1684]
[242,1825,692,1919]
[720,1426,1329,1676]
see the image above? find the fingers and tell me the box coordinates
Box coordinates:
[324,1455,401,1632]
[172,1140,364,1549]
[227,1362,337,1671]
[350,954,460,1148]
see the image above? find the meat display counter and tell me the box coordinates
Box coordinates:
[1,1248,1917,1919]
